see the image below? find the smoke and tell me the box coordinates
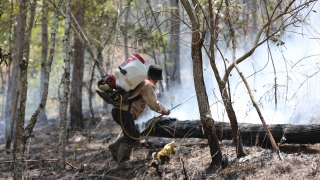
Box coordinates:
[135,3,320,130]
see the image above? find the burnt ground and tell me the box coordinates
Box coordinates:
[1,108,320,180]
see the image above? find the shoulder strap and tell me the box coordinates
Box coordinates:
[127,95,142,112]
[126,94,142,103]
[125,81,144,112]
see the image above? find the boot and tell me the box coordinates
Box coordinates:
[117,143,132,164]
[109,136,125,161]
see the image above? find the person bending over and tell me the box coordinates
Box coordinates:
[109,64,171,164]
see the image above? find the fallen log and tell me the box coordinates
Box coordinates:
[140,117,320,146]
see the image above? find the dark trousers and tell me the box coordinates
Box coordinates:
[111,109,139,145]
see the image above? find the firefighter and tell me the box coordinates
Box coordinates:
[109,64,171,165]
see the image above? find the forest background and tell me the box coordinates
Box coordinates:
[1,0,320,179]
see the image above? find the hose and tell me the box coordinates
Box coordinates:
[119,94,157,141]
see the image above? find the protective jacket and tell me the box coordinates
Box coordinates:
[113,79,169,119]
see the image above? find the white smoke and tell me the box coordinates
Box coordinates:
[135,2,320,130]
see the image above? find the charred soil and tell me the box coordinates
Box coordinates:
[1,108,320,180]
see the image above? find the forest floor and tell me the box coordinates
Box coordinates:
[1,107,320,180]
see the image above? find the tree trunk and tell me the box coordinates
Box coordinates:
[5,0,27,150]
[87,64,95,121]
[180,0,222,167]
[123,0,132,60]
[86,47,103,121]
[1,0,13,127]
[205,0,246,158]
[69,9,105,76]
[142,118,320,146]
[191,36,222,166]
[39,0,48,122]
[21,0,63,174]
[58,0,71,170]
[223,0,247,158]
[0,60,5,121]
[70,0,84,129]
[234,62,280,151]
[168,0,181,85]
[13,0,35,178]
[13,59,28,180]
[219,92,246,157]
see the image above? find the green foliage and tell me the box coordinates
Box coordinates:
[124,1,171,56]
[0,1,12,48]
[84,0,118,52]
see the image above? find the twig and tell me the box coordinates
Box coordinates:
[154,123,176,138]
[0,159,59,164]
[181,159,188,180]
[65,161,79,169]
[0,158,78,170]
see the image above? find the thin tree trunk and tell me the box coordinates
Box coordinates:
[13,0,35,178]
[6,83,19,149]
[23,0,63,156]
[13,58,27,180]
[39,0,48,122]
[1,0,13,126]
[70,0,84,129]
[168,0,181,84]
[5,0,27,150]
[180,0,222,167]
[0,63,5,121]
[252,0,257,34]
[230,12,281,156]
[219,0,247,158]
[191,31,222,167]
[69,10,105,76]
[87,64,95,121]
[234,62,282,158]
[123,0,132,60]
[58,0,71,171]
[206,0,247,158]
[86,47,103,121]
[220,88,247,157]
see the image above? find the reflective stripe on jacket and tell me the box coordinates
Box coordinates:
[113,79,167,120]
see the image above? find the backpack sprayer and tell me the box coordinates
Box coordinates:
[96,52,147,106]
[96,52,150,141]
